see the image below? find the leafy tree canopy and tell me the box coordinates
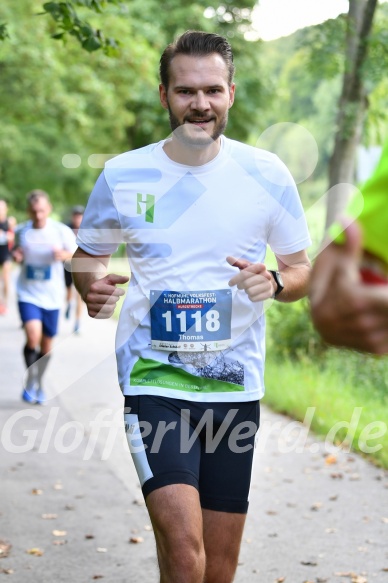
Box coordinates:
[0,0,264,216]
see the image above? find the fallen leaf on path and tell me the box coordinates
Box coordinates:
[0,541,11,559]
[52,530,67,537]
[129,537,144,544]
[85,534,95,540]
[52,540,67,546]
[0,568,14,574]
[31,489,43,495]
[325,454,337,465]
[300,559,318,566]
[26,548,44,556]
[381,517,388,523]
[92,576,104,580]
[144,525,152,531]
[96,548,107,553]
[53,483,63,490]
[41,514,58,520]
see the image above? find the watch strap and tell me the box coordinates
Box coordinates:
[269,270,284,297]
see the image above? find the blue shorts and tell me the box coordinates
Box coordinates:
[124,395,260,514]
[18,302,60,338]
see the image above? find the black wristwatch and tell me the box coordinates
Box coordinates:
[269,270,284,298]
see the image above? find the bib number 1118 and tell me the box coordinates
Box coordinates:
[162,309,220,333]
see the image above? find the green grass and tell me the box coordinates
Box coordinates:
[263,353,388,468]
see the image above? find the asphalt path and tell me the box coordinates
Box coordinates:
[1,270,387,582]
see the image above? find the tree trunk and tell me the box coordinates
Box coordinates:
[325,0,378,230]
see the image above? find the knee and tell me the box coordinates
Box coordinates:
[171,544,205,575]
[156,530,205,581]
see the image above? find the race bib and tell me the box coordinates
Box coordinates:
[26,264,51,281]
[150,289,232,352]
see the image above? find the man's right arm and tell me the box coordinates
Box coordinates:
[72,247,129,319]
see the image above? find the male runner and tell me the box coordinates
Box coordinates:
[73,31,311,583]
[13,190,76,403]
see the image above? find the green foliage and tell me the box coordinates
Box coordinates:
[255,2,388,191]
[0,22,8,40]
[40,0,258,56]
[0,0,265,217]
[254,29,342,186]
[266,298,388,405]
[362,2,388,85]
[41,1,121,55]
[324,349,388,401]
[1,0,387,220]
[298,15,346,80]
[364,78,388,145]
[266,298,326,360]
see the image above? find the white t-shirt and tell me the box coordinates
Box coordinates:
[77,136,311,402]
[16,219,76,310]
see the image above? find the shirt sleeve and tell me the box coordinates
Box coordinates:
[76,171,123,256]
[266,159,312,256]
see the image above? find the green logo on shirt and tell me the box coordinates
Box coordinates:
[137,193,155,223]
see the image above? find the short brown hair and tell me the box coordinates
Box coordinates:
[27,189,51,206]
[160,30,235,89]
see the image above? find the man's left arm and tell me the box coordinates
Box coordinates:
[227,250,311,303]
[273,250,311,302]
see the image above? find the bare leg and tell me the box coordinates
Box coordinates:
[24,319,43,350]
[146,484,206,583]
[1,260,11,306]
[202,509,246,583]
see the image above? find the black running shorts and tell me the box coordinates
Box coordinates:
[124,395,260,514]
